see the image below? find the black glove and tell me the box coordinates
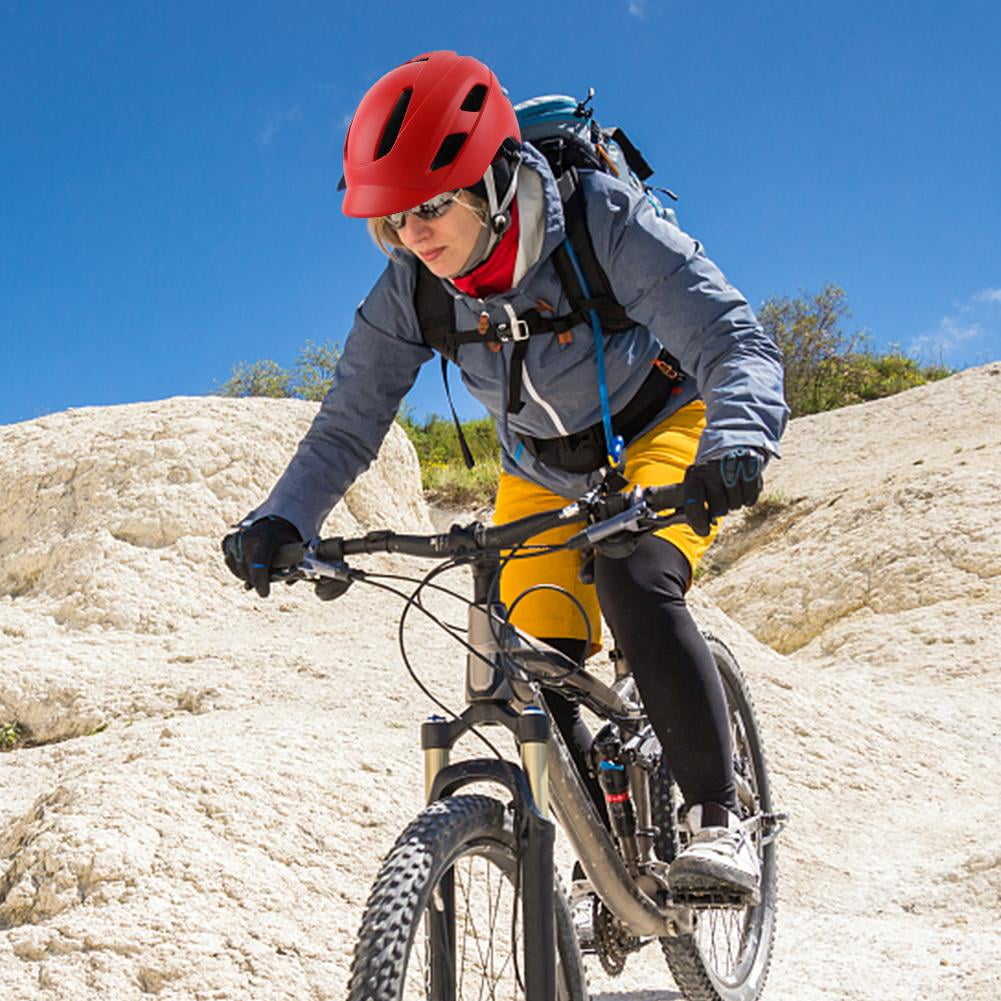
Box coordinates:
[222,516,302,598]
[682,448,765,537]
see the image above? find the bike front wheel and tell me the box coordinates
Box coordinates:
[347,794,587,1001]
[651,633,778,1001]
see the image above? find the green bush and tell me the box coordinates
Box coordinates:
[220,358,292,399]
[398,414,500,507]
[420,456,503,508]
[0,721,21,751]
[760,285,951,417]
[398,414,498,466]
[852,351,952,402]
[219,340,341,402]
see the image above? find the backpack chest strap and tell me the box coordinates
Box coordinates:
[422,301,590,356]
[427,298,628,417]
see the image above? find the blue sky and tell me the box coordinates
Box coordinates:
[2,0,999,426]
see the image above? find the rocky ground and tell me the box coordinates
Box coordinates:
[2,369,1000,1000]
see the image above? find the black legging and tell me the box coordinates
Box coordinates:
[543,533,736,814]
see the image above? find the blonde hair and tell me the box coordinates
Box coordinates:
[366,191,489,260]
[366,216,405,257]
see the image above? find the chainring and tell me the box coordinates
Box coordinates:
[593,898,644,976]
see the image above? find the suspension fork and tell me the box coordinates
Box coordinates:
[421,703,556,1001]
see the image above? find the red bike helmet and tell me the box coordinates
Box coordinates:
[341,50,521,218]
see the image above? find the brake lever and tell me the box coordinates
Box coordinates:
[566,500,648,550]
[638,511,687,530]
[566,497,687,559]
[297,551,359,582]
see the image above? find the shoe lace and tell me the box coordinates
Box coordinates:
[691,825,750,857]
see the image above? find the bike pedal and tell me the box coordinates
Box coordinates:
[670,887,758,909]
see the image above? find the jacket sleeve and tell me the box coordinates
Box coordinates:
[583,176,789,461]
[248,259,433,539]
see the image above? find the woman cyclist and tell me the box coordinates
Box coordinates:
[223,50,788,900]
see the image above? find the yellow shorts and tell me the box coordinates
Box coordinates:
[495,400,718,651]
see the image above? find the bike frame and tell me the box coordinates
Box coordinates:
[419,553,694,1001]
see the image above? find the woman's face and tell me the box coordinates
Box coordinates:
[395,195,484,278]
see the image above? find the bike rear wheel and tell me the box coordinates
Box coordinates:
[347,794,587,1001]
[651,634,778,1001]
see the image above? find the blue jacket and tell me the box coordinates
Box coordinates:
[250,144,788,540]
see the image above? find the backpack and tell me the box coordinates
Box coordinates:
[514,91,679,229]
[415,91,683,471]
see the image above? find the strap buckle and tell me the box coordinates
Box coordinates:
[498,303,531,342]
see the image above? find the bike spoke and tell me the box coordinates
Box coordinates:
[458,863,473,998]
[678,664,771,993]
[457,862,494,994]
[431,854,520,1001]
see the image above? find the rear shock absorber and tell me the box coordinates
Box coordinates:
[594,735,640,872]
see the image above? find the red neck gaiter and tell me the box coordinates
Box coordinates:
[451,199,520,298]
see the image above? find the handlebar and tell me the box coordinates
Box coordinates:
[271,482,688,572]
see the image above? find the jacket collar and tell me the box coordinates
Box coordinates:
[518,141,567,278]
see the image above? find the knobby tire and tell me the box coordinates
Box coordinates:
[650,633,778,1001]
[348,794,587,1001]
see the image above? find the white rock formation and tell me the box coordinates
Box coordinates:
[1,374,998,1000]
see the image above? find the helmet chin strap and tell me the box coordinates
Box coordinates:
[449,155,521,278]
[483,157,520,239]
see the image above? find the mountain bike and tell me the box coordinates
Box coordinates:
[266,481,786,1001]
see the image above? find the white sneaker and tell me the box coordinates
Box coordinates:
[668,803,761,903]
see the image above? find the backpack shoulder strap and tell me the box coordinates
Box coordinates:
[552,169,634,333]
[412,261,477,468]
[414,262,460,362]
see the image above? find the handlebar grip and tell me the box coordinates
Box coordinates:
[271,532,445,573]
[341,532,444,558]
[644,483,687,512]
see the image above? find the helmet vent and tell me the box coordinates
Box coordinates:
[430,132,468,170]
[460,84,488,113]
[375,87,413,159]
